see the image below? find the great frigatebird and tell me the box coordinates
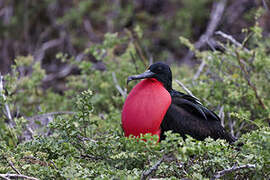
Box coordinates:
[122,62,236,143]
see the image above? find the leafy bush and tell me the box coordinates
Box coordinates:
[0,23,270,179]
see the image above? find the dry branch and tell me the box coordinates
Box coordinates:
[212,164,255,179]
[218,105,224,127]
[215,31,249,52]
[193,60,206,81]
[175,80,197,99]
[112,72,127,98]
[34,38,64,62]
[0,174,39,180]
[43,52,85,83]
[262,0,269,11]
[0,174,10,180]
[141,156,165,180]
[0,73,13,124]
[5,157,21,175]
[182,0,227,62]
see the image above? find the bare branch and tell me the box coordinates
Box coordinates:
[141,156,165,180]
[193,60,206,81]
[43,52,85,83]
[34,38,64,62]
[50,160,58,170]
[215,31,249,52]
[0,174,39,180]
[83,19,100,42]
[175,80,196,98]
[262,0,269,11]
[218,105,224,127]
[77,135,97,143]
[182,0,227,62]
[236,122,245,138]
[112,72,127,98]
[5,157,21,174]
[212,164,256,179]
[0,174,10,180]
[0,73,13,123]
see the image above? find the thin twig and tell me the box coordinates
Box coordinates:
[112,72,127,98]
[34,38,63,62]
[215,31,249,52]
[43,52,85,83]
[175,80,196,98]
[5,157,21,174]
[0,174,10,180]
[218,105,224,127]
[0,73,12,123]
[193,60,206,81]
[212,164,256,179]
[235,52,266,109]
[236,121,245,138]
[182,0,227,62]
[141,156,165,180]
[228,112,235,137]
[77,135,97,143]
[262,0,269,11]
[0,174,39,180]
[50,160,58,170]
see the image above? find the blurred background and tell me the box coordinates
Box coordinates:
[0,1,270,178]
[1,0,269,77]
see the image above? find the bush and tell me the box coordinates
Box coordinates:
[0,23,270,179]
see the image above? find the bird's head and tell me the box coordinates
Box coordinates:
[127,62,172,91]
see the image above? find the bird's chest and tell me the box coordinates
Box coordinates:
[122,79,171,137]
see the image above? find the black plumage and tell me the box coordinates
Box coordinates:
[127,62,236,143]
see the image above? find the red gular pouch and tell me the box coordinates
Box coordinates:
[122,78,172,142]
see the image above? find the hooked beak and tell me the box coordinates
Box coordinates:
[127,70,156,85]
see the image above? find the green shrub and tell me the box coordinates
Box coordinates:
[0,23,270,179]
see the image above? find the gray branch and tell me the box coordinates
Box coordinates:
[43,52,85,83]
[218,105,224,127]
[0,73,12,123]
[6,158,21,175]
[0,174,39,180]
[182,0,227,62]
[34,38,64,62]
[212,164,256,179]
[175,80,195,98]
[215,31,249,52]
[141,156,165,180]
[262,0,269,11]
[193,60,206,81]
[112,72,127,98]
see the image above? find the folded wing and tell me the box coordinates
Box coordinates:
[161,91,236,143]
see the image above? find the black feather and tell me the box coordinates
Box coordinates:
[127,62,237,144]
[160,94,236,143]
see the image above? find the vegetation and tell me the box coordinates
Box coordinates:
[0,0,270,179]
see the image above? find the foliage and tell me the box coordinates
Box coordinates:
[179,22,270,137]
[1,21,270,179]
[1,0,260,75]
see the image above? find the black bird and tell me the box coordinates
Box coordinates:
[122,62,236,143]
